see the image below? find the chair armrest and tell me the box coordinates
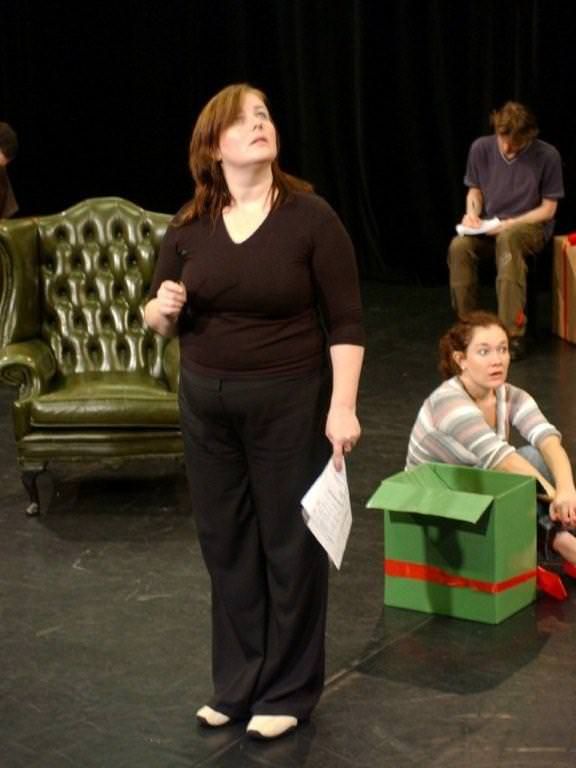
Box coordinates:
[162,337,180,393]
[0,339,57,398]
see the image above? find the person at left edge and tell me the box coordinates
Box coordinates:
[144,84,365,740]
[0,122,19,218]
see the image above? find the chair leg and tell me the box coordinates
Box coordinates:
[22,468,44,516]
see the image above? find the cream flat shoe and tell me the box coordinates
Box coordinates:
[196,705,231,727]
[246,715,298,740]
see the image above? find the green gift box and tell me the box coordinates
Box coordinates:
[367,463,537,624]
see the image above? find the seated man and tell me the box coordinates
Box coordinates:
[0,122,19,219]
[448,102,564,359]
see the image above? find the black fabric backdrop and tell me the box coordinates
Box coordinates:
[1,0,576,282]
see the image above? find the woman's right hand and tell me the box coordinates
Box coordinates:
[156,280,187,319]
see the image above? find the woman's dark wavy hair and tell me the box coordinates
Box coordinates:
[438,312,509,379]
[173,83,312,226]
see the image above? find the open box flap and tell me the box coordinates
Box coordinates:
[366,469,493,524]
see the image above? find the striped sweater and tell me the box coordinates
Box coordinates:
[406,377,560,470]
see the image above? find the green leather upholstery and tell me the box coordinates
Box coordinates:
[0,197,182,513]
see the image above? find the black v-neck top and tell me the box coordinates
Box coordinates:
[149,192,364,377]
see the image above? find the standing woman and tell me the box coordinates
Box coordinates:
[144,84,364,740]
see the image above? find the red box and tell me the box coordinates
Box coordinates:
[553,235,576,343]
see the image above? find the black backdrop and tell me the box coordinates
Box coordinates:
[1,0,576,283]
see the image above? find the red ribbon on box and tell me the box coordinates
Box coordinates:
[384,559,536,594]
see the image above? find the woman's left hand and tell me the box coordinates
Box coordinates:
[550,489,576,528]
[325,405,361,472]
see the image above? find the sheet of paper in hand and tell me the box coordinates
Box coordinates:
[301,459,352,569]
[456,217,501,236]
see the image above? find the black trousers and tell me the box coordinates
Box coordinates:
[179,367,331,719]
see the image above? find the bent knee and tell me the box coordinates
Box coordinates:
[448,236,478,265]
[496,228,528,252]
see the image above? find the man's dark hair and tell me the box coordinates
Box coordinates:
[0,122,18,160]
[489,102,539,144]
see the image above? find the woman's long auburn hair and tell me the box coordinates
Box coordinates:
[174,83,312,226]
[438,312,509,379]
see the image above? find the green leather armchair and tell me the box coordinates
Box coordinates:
[0,197,182,514]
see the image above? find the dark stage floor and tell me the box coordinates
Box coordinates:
[2,284,576,768]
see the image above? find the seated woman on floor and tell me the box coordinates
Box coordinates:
[406,311,576,568]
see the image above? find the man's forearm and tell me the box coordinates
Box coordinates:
[504,199,557,227]
[466,188,483,217]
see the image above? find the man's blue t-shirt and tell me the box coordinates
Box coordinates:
[464,136,564,239]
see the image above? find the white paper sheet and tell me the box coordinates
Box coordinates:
[456,217,501,236]
[301,459,352,570]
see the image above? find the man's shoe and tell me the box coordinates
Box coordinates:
[510,336,528,361]
[246,715,298,740]
[196,705,231,728]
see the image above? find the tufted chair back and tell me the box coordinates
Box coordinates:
[37,198,170,379]
[0,197,183,516]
